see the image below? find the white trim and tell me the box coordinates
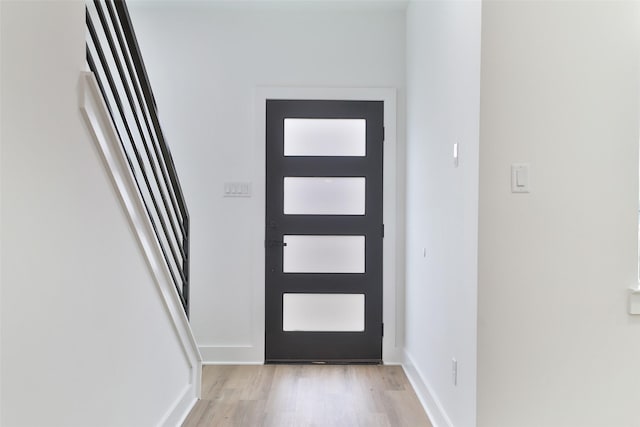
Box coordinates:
[158,384,198,427]
[202,361,264,366]
[249,87,401,364]
[199,345,263,364]
[402,350,454,427]
[79,72,203,421]
[0,2,3,422]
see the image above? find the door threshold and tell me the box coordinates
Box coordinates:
[265,359,382,365]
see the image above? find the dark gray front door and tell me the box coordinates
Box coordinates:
[265,99,384,363]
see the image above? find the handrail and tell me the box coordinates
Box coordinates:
[85,0,190,316]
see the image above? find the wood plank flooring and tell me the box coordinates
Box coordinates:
[182,364,432,427]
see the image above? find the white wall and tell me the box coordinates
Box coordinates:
[1,2,194,425]
[404,2,481,426]
[478,2,640,426]
[128,1,406,363]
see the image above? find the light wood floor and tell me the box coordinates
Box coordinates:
[182,364,432,427]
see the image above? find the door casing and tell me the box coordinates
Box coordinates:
[230,87,401,364]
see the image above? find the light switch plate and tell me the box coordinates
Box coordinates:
[511,163,530,193]
[224,182,251,197]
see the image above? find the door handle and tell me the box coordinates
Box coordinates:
[265,240,287,248]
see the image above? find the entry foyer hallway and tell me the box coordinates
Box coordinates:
[182,365,432,427]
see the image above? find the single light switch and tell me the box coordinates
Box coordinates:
[516,167,528,187]
[629,288,640,315]
[511,164,530,193]
[453,143,459,168]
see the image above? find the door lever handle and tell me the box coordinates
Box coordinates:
[265,240,287,248]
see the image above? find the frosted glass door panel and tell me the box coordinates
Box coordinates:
[283,177,365,215]
[283,235,365,273]
[284,119,366,156]
[283,293,365,332]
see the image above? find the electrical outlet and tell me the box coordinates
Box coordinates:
[452,358,458,386]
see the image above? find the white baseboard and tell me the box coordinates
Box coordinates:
[199,345,263,364]
[158,384,198,427]
[402,350,454,427]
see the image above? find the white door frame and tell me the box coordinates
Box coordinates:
[242,87,401,364]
